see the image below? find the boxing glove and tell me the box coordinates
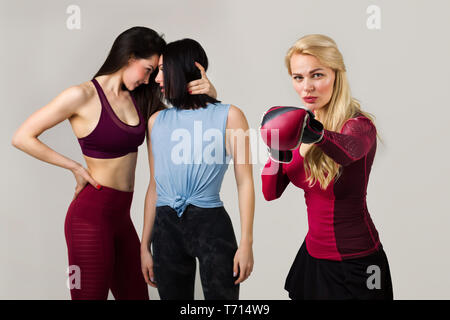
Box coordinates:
[259,106,301,163]
[260,106,324,153]
[302,109,324,144]
[260,106,307,150]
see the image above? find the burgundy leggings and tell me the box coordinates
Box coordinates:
[64,184,148,300]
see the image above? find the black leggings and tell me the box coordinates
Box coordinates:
[151,205,239,300]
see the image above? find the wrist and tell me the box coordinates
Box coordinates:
[313,130,325,144]
[239,238,253,247]
[140,241,150,253]
[268,148,293,164]
[69,161,82,173]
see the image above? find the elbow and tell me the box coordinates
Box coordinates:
[261,177,284,201]
[262,189,279,201]
[339,159,353,167]
[11,132,23,150]
[12,131,35,151]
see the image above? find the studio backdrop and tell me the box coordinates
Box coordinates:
[1,0,449,299]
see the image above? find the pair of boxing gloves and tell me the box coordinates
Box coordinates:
[260,106,324,163]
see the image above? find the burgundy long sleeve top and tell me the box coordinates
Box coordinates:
[262,114,381,261]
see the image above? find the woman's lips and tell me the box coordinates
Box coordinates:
[304,97,317,103]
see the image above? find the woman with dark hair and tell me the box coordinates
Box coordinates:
[141,38,255,300]
[11,27,217,300]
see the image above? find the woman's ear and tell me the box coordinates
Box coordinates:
[127,53,137,66]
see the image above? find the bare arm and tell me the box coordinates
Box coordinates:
[227,105,255,285]
[11,85,100,198]
[140,111,160,287]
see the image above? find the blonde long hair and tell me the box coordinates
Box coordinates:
[285,34,382,190]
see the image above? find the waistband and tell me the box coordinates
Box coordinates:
[75,183,134,209]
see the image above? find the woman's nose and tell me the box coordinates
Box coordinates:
[155,70,162,84]
[303,79,314,93]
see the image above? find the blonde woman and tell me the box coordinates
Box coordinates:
[261,34,393,300]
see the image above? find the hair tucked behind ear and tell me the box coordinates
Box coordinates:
[162,38,220,109]
[285,34,382,190]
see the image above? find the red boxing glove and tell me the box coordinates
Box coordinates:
[260,106,324,155]
[260,106,307,151]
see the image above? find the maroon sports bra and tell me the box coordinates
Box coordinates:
[77,78,146,159]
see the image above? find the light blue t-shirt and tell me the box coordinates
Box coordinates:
[151,103,232,217]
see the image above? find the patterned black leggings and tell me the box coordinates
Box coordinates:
[151,205,239,300]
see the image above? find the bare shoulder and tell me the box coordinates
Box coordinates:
[228,104,245,118]
[227,104,248,129]
[78,80,97,97]
[148,110,162,132]
[63,81,93,103]
[54,80,96,116]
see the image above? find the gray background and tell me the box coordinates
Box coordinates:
[2,0,449,299]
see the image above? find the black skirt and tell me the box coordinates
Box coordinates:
[285,241,393,300]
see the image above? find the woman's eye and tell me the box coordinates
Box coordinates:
[294,76,303,81]
[313,73,324,78]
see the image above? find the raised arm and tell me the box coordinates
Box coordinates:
[226,105,255,285]
[314,116,377,166]
[186,62,217,99]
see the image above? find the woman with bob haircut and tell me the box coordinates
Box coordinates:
[12,27,217,300]
[141,38,255,300]
[260,34,393,300]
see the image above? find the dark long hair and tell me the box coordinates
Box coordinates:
[94,26,166,133]
[162,38,220,109]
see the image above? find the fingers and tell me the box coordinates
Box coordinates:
[148,266,157,287]
[194,61,206,77]
[72,185,84,201]
[235,265,245,285]
[233,259,239,284]
[187,79,210,95]
[141,250,157,288]
[142,267,150,284]
[142,267,157,288]
[87,176,101,190]
[81,170,101,190]
[233,260,253,285]
[233,261,251,285]
[187,79,204,89]
[234,263,251,285]
[188,62,210,95]
[74,166,101,190]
